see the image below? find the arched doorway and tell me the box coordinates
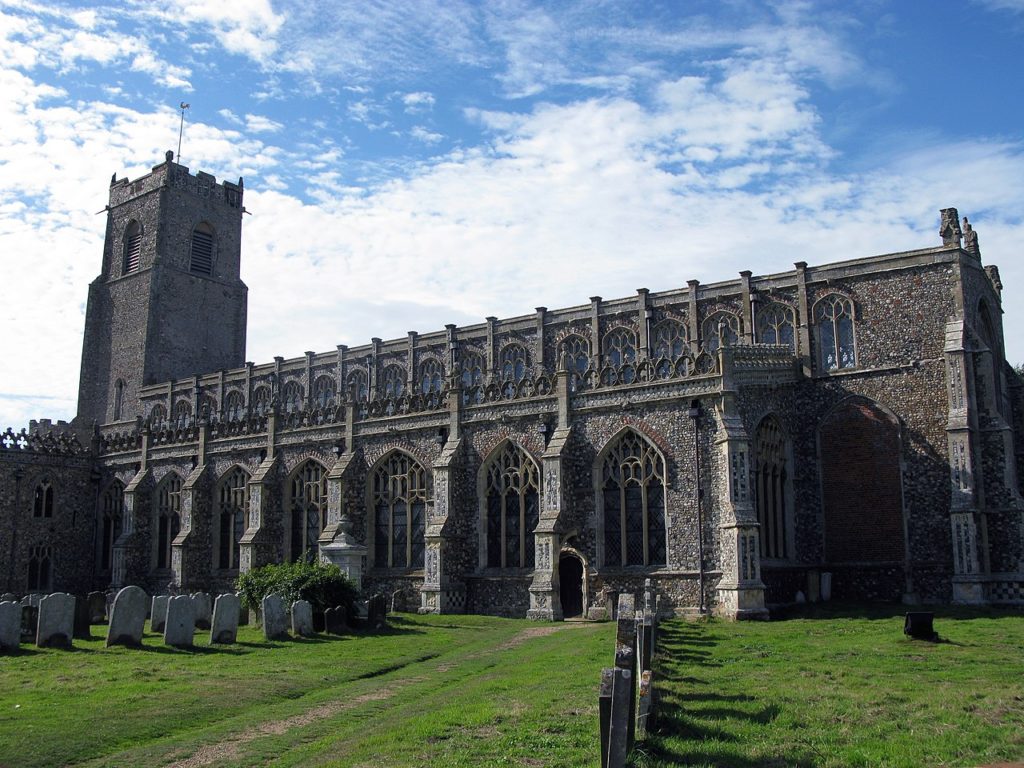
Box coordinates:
[558,553,584,618]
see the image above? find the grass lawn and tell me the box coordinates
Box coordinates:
[639,604,1024,768]
[0,614,613,767]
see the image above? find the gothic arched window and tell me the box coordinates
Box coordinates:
[281,381,304,414]
[600,431,667,568]
[216,467,248,570]
[172,400,192,429]
[224,390,245,422]
[814,294,856,371]
[701,311,741,353]
[603,327,638,385]
[372,452,427,569]
[498,344,528,398]
[149,403,167,429]
[99,480,123,572]
[461,352,485,404]
[33,478,54,518]
[347,369,369,402]
[123,220,142,274]
[288,460,327,563]
[757,303,796,351]
[381,365,406,399]
[27,545,52,592]
[189,222,214,275]
[483,443,540,569]
[754,415,790,560]
[155,473,182,570]
[652,320,688,378]
[558,335,590,392]
[252,386,271,416]
[313,376,336,409]
[419,359,444,395]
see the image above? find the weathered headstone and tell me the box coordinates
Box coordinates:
[616,592,635,619]
[324,606,347,635]
[291,600,314,637]
[636,669,653,739]
[151,595,169,633]
[210,593,240,644]
[73,595,92,639]
[20,605,38,641]
[164,595,195,647]
[191,592,212,630]
[365,593,387,630]
[261,594,289,640]
[0,601,21,651]
[598,667,614,768]
[36,593,75,649]
[0,593,16,603]
[21,593,41,608]
[614,605,639,752]
[606,666,632,768]
[236,594,249,626]
[87,591,106,623]
[106,586,148,647]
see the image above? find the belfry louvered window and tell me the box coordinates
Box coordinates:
[189,223,214,275]
[123,221,142,274]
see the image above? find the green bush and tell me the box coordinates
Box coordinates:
[236,561,358,617]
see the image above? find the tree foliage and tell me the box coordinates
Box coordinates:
[235,561,358,616]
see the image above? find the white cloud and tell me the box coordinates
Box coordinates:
[410,126,443,145]
[402,91,435,113]
[245,113,284,133]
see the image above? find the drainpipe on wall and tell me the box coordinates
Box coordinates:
[688,401,706,615]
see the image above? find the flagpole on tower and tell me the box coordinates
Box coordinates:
[176,102,190,163]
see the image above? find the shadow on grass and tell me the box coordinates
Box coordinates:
[769,600,1024,623]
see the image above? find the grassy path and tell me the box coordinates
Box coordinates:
[0,615,612,768]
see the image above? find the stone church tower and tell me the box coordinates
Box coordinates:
[76,151,248,426]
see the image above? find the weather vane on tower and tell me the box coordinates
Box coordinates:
[176,101,190,163]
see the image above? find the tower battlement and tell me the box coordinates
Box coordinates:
[108,150,244,211]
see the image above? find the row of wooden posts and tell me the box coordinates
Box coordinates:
[599,582,657,768]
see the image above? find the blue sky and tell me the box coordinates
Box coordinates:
[2,0,1024,428]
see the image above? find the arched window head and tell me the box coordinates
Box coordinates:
[113,379,125,421]
[123,220,142,274]
[33,478,54,518]
[172,400,192,429]
[313,376,336,409]
[224,390,245,422]
[372,452,427,569]
[498,345,528,398]
[155,474,182,570]
[381,365,406,398]
[815,294,856,371]
[756,303,796,351]
[602,328,638,385]
[558,335,590,392]
[652,320,689,379]
[483,443,540,569]
[754,415,790,560]
[460,352,485,405]
[290,461,327,563]
[701,311,741,353]
[281,381,303,414]
[347,370,368,403]
[189,222,214,276]
[148,403,167,429]
[252,386,271,416]
[99,481,124,572]
[217,467,249,570]
[600,431,666,568]
[419,359,444,395]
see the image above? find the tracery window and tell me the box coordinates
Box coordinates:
[372,452,427,569]
[651,320,688,378]
[461,352,485,404]
[754,415,789,560]
[558,335,590,392]
[27,545,52,592]
[347,370,369,403]
[189,222,214,276]
[600,431,666,568]
[149,403,167,429]
[172,400,192,429]
[313,376,336,409]
[603,328,638,385]
[419,359,444,395]
[252,386,272,417]
[123,220,142,274]
[281,381,304,414]
[381,365,406,398]
[498,344,528,398]
[155,473,182,570]
[99,480,124,572]
[224,390,245,422]
[33,478,54,518]
[288,461,327,563]
[484,443,540,569]
[216,467,248,570]
[756,303,796,351]
[701,311,741,353]
[815,294,856,371]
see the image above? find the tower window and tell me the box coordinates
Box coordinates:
[123,221,142,274]
[189,223,214,276]
[33,478,54,518]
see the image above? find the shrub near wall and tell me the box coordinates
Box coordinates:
[236,562,358,620]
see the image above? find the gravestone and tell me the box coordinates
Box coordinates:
[237,594,249,626]
[87,591,106,623]
[20,605,38,641]
[106,586,148,647]
[324,606,347,635]
[614,602,639,752]
[636,670,653,739]
[598,667,614,768]
[73,595,92,639]
[291,600,314,637]
[0,593,16,603]
[365,593,387,630]
[0,601,21,651]
[606,666,632,768]
[261,594,289,640]
[192,592,212,630]
[151,595,169,633]
[21,593,41,608]
[210,594,240,644]
[164,595,195,647]
[36,593,75,649]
